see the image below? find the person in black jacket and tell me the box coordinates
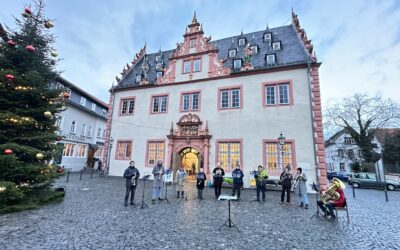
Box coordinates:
[280,165,293,204]
[212,162,225,198]
[123,161,140,206]
[196,167,207,199]
[231,161,244,199]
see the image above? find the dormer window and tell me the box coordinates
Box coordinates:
[156,71,163,79]
[189,39,196,48]
[238,38,246,46]
[228,49,237,58]
[272,41,281,51]
[250,46,258,54]
[156,63,163,71]
[233,59,242,69]
[155,55,162,62]
[135,74,142,83]
[266,54,276,65]
[264,33,272,42]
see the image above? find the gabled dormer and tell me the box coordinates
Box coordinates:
[238,30,246,46]
[263,24,272,46]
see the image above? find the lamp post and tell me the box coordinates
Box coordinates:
[278,132,286,172]
[106,137,114,179]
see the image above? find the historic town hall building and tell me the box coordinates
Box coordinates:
[103,11,328,189]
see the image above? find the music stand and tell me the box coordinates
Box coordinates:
[138,175,150,209]
[162,173,171,204]
[310,182,322,219]
[218,195,240,232]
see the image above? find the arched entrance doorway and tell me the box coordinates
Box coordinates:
[180,147,200,180]
[167,113,211,179]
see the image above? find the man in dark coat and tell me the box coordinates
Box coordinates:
[280,165,293,204]
[231,161,244,199]
[196,167,207,200]
[123,161,140,206]
[212,162,225,198]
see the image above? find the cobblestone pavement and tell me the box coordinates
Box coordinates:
[0,173,399,250]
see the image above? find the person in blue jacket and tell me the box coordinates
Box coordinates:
[231,161,244,200]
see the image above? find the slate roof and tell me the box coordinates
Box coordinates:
[117,24,311,89]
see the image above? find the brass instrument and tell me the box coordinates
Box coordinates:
[293,174,302,188]
[320,177,345,204]
[158,170,162,180]
[131,172,137,186]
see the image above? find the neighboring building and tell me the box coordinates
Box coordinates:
[103,11,328,189]
[325,128,400,176]
[54,77,108,171]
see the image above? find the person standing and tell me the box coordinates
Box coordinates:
[176,165,187,198]
[123,161,140,206]
[152,160,164,204]
[212,162,225,198]
[280,166,293,204]
[294,167,309,209]
[255,165,268,202]
[196,167,207,200]
[231,161,244,200]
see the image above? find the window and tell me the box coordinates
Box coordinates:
[146,141,165,166]
[156,71,163,79]
[120,98,135,115]
[156,63,163,71]
[219,87,242,110]
[264,33,272,42]
[266,54,276,64]
[87,126,92,137]
[91,103,96,111]
[97,128,102,138]
[116,140,132,160]
[233,59,242,69]
[94,146,103,158]
[155,55,162,62]
[80,97,86,106]
[278,84,289,104]
[264,141,294,176]
[135,74,141,83]
[344,137,355,144]
[77,144,87,157]
[183,61,191,74]
[265,85,276,105]
[81,124,86,136]
[348,149,354,158]
[238,38,246,46]
[102,129,106,138]
[339,163,345,172]
[250,46,258,54]
[62,143,75,157]
[217,141,241,171]
[189,39,196,48]
[102,109,107,116]
[193,59,201,72]
[263,82,292,107]
[55,116,63,129]
[70,121,76,133]
[337,149,344,157]
[228,49,236,58]
[151,95,168,114]
[181,92,200,112]
[272,41,281,51]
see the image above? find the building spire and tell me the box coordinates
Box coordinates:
[192,11,197,23]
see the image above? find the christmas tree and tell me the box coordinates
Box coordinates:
[0,0,65,213]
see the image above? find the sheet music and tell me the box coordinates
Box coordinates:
[218,195,237,201]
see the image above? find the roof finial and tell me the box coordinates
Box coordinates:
[192,11,197,23]
[266,21,269,30]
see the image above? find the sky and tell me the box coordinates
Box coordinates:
[1,0,400,105]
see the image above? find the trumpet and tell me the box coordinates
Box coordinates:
[131,172,137,186]
[293,174,302,188]
[158,170,162,180]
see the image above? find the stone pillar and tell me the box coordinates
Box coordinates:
[204,141,210,175]
[167,141,174,170]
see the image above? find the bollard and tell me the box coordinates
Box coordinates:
[80,169,83,180]
[66,169,70,183]
[90,170,94,179]
[352,183,355,198]
[384,188,389,202]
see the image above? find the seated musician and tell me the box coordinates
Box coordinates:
[317,179,346,219]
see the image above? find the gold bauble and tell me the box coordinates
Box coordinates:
[36,153,44,160]
[44,111,52,118]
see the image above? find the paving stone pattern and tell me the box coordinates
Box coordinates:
[0,173,399,250]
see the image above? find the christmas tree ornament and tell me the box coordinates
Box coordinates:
[56,136,62,141]
[36,152,44,160]
[24,7,32,14]
[5,74,14,80]
[63,92,70,98]
[44,111,52,118]
[50,50,58,57]
[50,59,56,65]
[25,45,36,53]
[7,40,16,47]
[21,12,30,18]
[4,149,13,155]
[44,21,54,29]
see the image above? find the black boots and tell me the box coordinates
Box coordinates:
[177,191,180,198]
[181,191,184,198]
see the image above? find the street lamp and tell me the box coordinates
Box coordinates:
[106,136,114,179]
[278,132,286,172]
